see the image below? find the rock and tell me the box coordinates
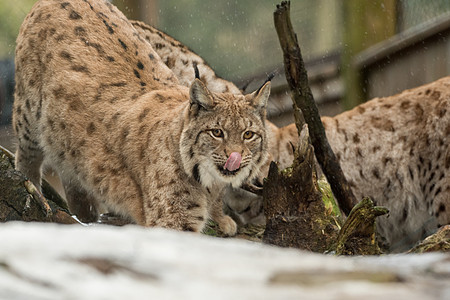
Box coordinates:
[0,222,448,299]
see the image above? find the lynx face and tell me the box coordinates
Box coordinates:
[181,80,270,189]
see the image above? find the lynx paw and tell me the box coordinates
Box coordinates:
[217,215,237,236]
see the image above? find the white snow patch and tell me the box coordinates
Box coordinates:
[0,222,448,300]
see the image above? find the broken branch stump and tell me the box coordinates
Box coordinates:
[263,125,340,252]
[334,197,389,255]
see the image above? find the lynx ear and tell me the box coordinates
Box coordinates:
[189,78,214,110]
[248,81,271,110]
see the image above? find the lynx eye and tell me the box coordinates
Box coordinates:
[243,131,255,140]
[210,129,224,138]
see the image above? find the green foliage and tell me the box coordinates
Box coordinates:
[0,0,36,58]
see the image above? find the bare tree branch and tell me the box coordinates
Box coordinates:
[273,1,356,215]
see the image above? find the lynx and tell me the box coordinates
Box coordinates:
[323,80,449,250]
[132,20,293,224]
[135,22,450,251]
[131,20,242,95]
[13,0,271,235]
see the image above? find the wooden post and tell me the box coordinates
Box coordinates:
[341,0,397,109]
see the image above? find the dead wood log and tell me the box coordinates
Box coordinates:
[408,225,450,253]
[264,1,390,254]
[273,1,356,215]
[262,125,340,252]
[0,145,79,225]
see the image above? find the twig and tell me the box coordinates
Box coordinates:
[24,180,53,217]
[241,183,263,196]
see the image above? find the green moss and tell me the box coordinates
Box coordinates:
[280,167,293,177]
[202,220,220,237]
[318,175,341,218]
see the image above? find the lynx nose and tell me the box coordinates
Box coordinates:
[224,152,242,171]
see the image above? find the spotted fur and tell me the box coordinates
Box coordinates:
[322,80,450,251]
[13,0,271,235]
[131,20,241,95]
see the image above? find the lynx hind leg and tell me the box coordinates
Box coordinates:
[15,140,44,190]
[61,177,99,223]
[210,194,237,236]
[433,184,450,229]
[222,186,264,226]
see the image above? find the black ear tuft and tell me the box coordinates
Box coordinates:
[190,79,214,110]
[266,72,276,82]
[193,62,200,79]
[251,81,271,110]
[255,71,276,95]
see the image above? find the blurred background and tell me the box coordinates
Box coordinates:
[1,0,450,149]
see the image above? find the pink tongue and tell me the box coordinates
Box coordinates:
[224,152,242,172]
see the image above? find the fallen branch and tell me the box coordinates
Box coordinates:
[0,145,79,225]
[273,1,356,215]
[0,145,69,211]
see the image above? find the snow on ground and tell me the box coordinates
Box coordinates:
[0,222,449,300]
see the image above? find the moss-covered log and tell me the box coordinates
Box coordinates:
[334,198,389,255]
[408,225,450,253]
